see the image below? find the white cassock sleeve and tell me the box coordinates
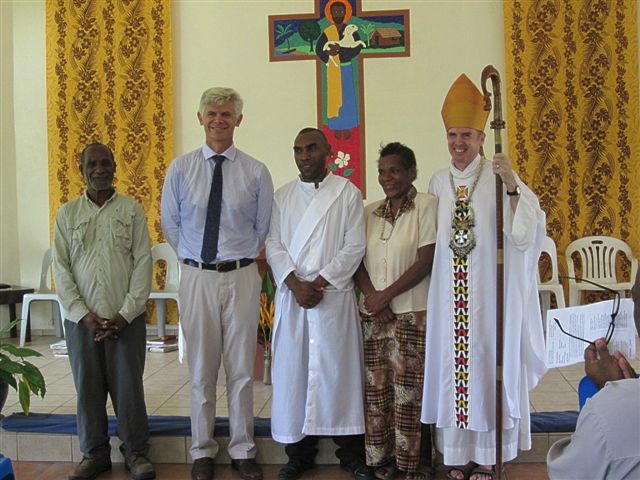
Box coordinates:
[319,186,365,290]
[265,192,296,288]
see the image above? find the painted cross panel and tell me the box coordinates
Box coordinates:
[269,0,410,194]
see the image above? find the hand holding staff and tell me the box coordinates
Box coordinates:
[481,64,506,480]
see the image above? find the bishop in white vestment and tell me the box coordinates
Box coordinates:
[421,74,547,477]
[266,128,373,480]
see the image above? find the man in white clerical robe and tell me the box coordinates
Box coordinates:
[421,74,547,480]
[266,128,373,480]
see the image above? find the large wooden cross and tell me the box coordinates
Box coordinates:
[269,0,410,193]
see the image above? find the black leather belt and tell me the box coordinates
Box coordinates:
[183,258,254,272]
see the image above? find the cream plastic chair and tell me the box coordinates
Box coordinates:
[20,248,65,346]
[537,236,565,322]
[149,242,180,337]
[565,236,638,306]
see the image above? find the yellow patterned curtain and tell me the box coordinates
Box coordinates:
[505,0,640,283]
[46,0,175,324]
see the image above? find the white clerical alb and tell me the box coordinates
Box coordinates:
[266,173,366,444]
[422,155,547,466]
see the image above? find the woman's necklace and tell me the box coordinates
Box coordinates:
[379,198,402,243]
[448,159,484,257]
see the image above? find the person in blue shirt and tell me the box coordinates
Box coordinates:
[161,87,273,480]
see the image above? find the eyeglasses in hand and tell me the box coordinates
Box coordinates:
[553,276,620,346]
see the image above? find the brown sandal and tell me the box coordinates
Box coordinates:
[468,465,496,480]
[446,462,477,480]
[375,463,400,480]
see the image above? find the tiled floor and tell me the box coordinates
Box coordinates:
[2,332,273,418]
[6,333,639,417]
[2,333,638,480]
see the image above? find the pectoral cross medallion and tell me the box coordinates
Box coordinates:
[449,191,476,257]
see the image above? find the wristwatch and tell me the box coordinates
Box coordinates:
[506,185,521,196]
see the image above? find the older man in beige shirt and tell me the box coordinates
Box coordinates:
[53,143,154,480]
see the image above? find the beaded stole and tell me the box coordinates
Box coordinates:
[449,163,483,430]
[452,186,471,428]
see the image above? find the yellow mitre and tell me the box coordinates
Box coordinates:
[441,73,489,131]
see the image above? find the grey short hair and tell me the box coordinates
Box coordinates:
[199,87,243,116]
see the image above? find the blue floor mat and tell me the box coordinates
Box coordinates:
[530,411,579,433]
[0,412,577,436]
[0,414,272,437]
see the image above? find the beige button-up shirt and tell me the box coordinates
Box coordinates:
[53,191,152,323]
[362,192,437,314]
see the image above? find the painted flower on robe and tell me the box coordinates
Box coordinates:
[335,151,350,168]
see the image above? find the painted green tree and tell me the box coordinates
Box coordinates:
[359,22,376,46]
[275,23,294,50]
[299,20,321,52]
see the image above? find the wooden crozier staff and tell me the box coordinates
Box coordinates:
[480,65,506,480]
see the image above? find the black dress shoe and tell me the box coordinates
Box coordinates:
[278,458,314,480]
[191,457,215,480]
[231,458,263,480]
[340,459,375,480]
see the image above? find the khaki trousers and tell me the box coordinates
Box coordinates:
[179,262,260,460]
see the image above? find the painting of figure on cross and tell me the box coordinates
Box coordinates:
[317,0,362,142]
[270,4,407,58]
[269,0,410,192]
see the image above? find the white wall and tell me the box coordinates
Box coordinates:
[0,1,19,288]
[2,1,638,330]
[0,1,49,330]
[0,0,17,329]
[172,0,505,194]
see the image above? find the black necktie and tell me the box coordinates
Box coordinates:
[201,154,225,263]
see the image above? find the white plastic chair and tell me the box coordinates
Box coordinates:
[20,248,65,346]
[565,236,638,306]
[149,243,180,337]
[537,236,565,322]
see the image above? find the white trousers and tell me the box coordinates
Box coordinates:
[179,262,260,460]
